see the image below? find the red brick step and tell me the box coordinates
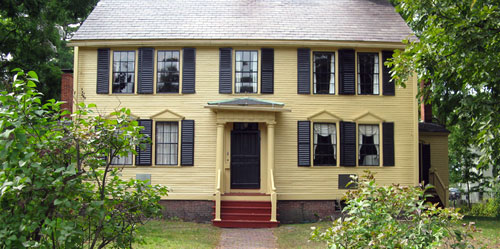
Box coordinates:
[212,200,279,228]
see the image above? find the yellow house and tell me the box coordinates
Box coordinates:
[67,0,449,227]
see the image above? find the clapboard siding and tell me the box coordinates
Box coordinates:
[75,46,419,201]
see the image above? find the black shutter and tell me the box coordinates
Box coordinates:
[382,51,395,96]
[339,49,355,95]
[181,120,195,166]
[261,48,274,94]
[137,48,154,94]
[340,121,356,166]
[297,48,311,94]
[219,48,232,94]
[383,122,395,166]
[297,121,311,166]
[136,119,152,166]
[182,48,196,93]
[97,48,110,94]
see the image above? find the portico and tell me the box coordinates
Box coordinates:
[205,98,290,225]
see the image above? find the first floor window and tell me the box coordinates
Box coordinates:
[112,51,135,93]
[359,124,379,166]
[235,50,258,93]
[156,122,178,165]
[357,53,379,95]
[313,52,335,94]
[313,123,336,165]
[157,50,180,93]
[111,152,133,165]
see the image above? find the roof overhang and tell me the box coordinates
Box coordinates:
[67,39,407,49]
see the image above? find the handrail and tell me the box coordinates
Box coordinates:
[214,169,222,221]
[216,169,221,191]
[429,170,447,207]
[270,169,276,192]
[269,169,277,222]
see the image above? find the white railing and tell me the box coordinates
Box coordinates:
[269,169,277,222]
[429,170,448,207]
[214,169,222,221]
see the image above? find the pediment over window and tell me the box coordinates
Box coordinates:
[151,109,184,121]
[308,110,341,122]
[104,112,140,120]
[352,111,385,123]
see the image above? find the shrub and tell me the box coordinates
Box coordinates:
[310,171,474,249]
[0,70,168,248]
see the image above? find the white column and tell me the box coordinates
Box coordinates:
[214,122,225,221]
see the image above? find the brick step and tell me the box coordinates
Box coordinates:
[214,212,273,221]
[212,219,279,228]
[221,206,271,214]
[220,201,271,208]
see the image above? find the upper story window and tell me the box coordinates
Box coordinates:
[357,53,379,95]
[313,123,337,166]
[112,51,135,93]
[358,124,379,166]
[235,50,258,93]
[313,52,335,94]
[157,50,180,93]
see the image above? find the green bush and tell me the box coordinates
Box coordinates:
[311,171,474,249]
[0,70,168,248]
[460,199,499,217]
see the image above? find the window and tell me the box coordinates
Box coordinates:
[357,53,379,95]
[157,50,180,93]
[155,122,178,165]
[110,129,133,165]
[313,52,335,94]
[111,152,133,165]
[112,51,135,93]
[313,123,336,166]
[358,124,379,166]
[235,50,258,93]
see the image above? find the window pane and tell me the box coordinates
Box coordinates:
[358,53,379,95]
[156,122,179,165]
[314,52,335,94]
[313,123,337,166]
[157,50,180,93]
[235,50,258,93]
[358,124,380,166]
[112,51,135,94]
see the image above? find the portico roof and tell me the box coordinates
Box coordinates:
[205,97,290,112]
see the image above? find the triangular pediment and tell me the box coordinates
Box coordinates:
[353,111,385,123]
[151,109,184,120]
[208,97,284,107]
[104,112,140,120]
[308,110,341,122]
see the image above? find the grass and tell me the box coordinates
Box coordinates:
[134,220,220,249]
[273,221,331,249]
[461,216,500,248]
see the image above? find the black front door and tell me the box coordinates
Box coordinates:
[231,123,260,189]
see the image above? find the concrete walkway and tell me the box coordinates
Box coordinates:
[217,228,277,249]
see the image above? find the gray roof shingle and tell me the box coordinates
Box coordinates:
[72,0,413,43]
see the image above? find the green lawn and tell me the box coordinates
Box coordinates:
[462,216,500,248]
[134,220,220,249]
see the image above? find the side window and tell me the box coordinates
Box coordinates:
[357,53,379,95]
[313,52,335,94]
[235,50,258,93]
[313,123,337,166]
[157,50,180,93]
[155,121,179,165]
[110,129,133,165]
[358,124,380,166]
[112,51,135,93]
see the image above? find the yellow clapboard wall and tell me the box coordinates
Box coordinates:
[75,45,419,200]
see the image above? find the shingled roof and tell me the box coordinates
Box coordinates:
[72,0,413,43]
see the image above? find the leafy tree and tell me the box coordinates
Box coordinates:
[0,70,168,248]
[389,0,500,177]
[311,172,475,249]
[0,0,98,100]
